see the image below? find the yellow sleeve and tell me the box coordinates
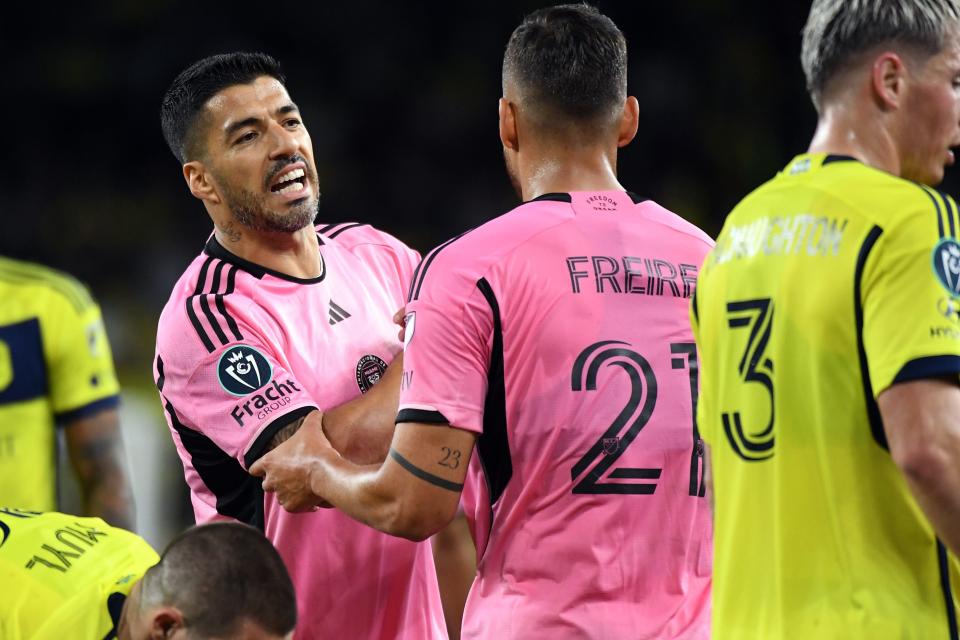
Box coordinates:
[690,280,715,445]
[43,287,120,421]
[863,189,960,395]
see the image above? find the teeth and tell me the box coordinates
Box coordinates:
[277,181,305,195]
[275,168,305,184]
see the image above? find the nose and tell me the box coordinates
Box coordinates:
[267,120,298,159]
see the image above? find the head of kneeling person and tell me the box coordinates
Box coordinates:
[118,522,296,639]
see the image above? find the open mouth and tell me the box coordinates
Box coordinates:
[270,167,307,195]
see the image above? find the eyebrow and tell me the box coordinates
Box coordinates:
[223,102,301,139]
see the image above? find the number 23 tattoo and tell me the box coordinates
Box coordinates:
[439,446,461,469]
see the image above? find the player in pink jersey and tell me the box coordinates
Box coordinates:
[155,53,446,639]
[254,6,713,639]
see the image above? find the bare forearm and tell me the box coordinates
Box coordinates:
[65,409,135,530]
[323,354,404,464]
[309,451,408,536]
[900,459,960,554]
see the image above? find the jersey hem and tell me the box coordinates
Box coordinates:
[56,394,120,425]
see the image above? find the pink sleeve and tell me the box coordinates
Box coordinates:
[397,270,493,434]
[165,340,318,470]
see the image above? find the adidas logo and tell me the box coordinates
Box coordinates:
[329,300,352,325]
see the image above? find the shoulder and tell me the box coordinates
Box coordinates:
[634,199,715,251]
[0,256,96,315]
[317,222,417,256]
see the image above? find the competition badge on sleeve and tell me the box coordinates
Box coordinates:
[218,345,273,396]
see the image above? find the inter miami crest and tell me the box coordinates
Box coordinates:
[356,354,387,393]
[218,345,273,396]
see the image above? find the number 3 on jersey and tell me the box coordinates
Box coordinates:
[722,298,775,461]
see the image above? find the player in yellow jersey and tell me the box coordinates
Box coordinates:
[0,256,133,528]
[693,1,960,638]
[0,508,297,639]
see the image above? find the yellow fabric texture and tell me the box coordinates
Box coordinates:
[0,509,158,639]
[693,154,960,639]
[0,257,120,510]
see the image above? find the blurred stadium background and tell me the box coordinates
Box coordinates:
[3,0,955,548]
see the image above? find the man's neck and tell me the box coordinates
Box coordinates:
[520,145,624,201]
[807,104,901,176]
[214,224,322,279]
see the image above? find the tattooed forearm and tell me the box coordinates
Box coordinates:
[438,446,461,469]
[267,415,308,451]
[389,448,463,492]
[219,221,242,243]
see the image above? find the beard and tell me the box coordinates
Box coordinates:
[215,159,320,233]
[503,147,522,200]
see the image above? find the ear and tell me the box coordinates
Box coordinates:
[871,52,907,110]
[183,161,221,205]
[498,98,519,152]
[617,96,640,148]
[147,607,186,639]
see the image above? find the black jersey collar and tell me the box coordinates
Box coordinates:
[204,235,327,284]
[528,191,648,204]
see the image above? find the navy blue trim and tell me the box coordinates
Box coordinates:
[56,395,120,425]
[164,397,265,530]
[243,405,318,469]
[0,318,47,405]
[854,225,887,449]
[822,154,857,165]
[893,356,960,385]
[938,540,959,639]
[920,185,947,239]
[475,278,513,507]
[396,408,450,425]
[205,236,326,284]
[944,190,959,239]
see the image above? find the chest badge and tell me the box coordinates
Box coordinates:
[356,354,388,393]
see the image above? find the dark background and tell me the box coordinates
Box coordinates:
[2,1,956,539]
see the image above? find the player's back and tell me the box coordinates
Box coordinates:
[0,258,120,510]
[694,153,960,639]
[408,190,713,639]
[0,508,158,639]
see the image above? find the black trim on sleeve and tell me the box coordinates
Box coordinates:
[396,408,451,425]
[56,395,120,425]
[205,236,326,284]
[164,398,265,530]
[243,405,318,469]
[155,355,165,392]
[853,225,887,450]
[938,540,960,640]
[892,356,960,385]
[475,278,513,507]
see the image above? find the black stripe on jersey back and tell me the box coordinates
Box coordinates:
[920,184,949,239]
[408,231,470,302]
[187,257,216,352]
[475,278,513,509]
[163,398,265,530]
[854,225,887,449]
[938,539,960,640]
[155,355,165,392]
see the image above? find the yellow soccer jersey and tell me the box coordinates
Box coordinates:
[0,508,158,639]
[0,257,120,511]
[693,153,960,639]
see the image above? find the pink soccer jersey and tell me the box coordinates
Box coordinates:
[155,222,446,640]
[398,191,713,639]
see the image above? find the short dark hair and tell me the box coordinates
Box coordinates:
[802,0,960,110]
[160,52,285,163]
[140,522,296,636]
[503,3,627,130]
